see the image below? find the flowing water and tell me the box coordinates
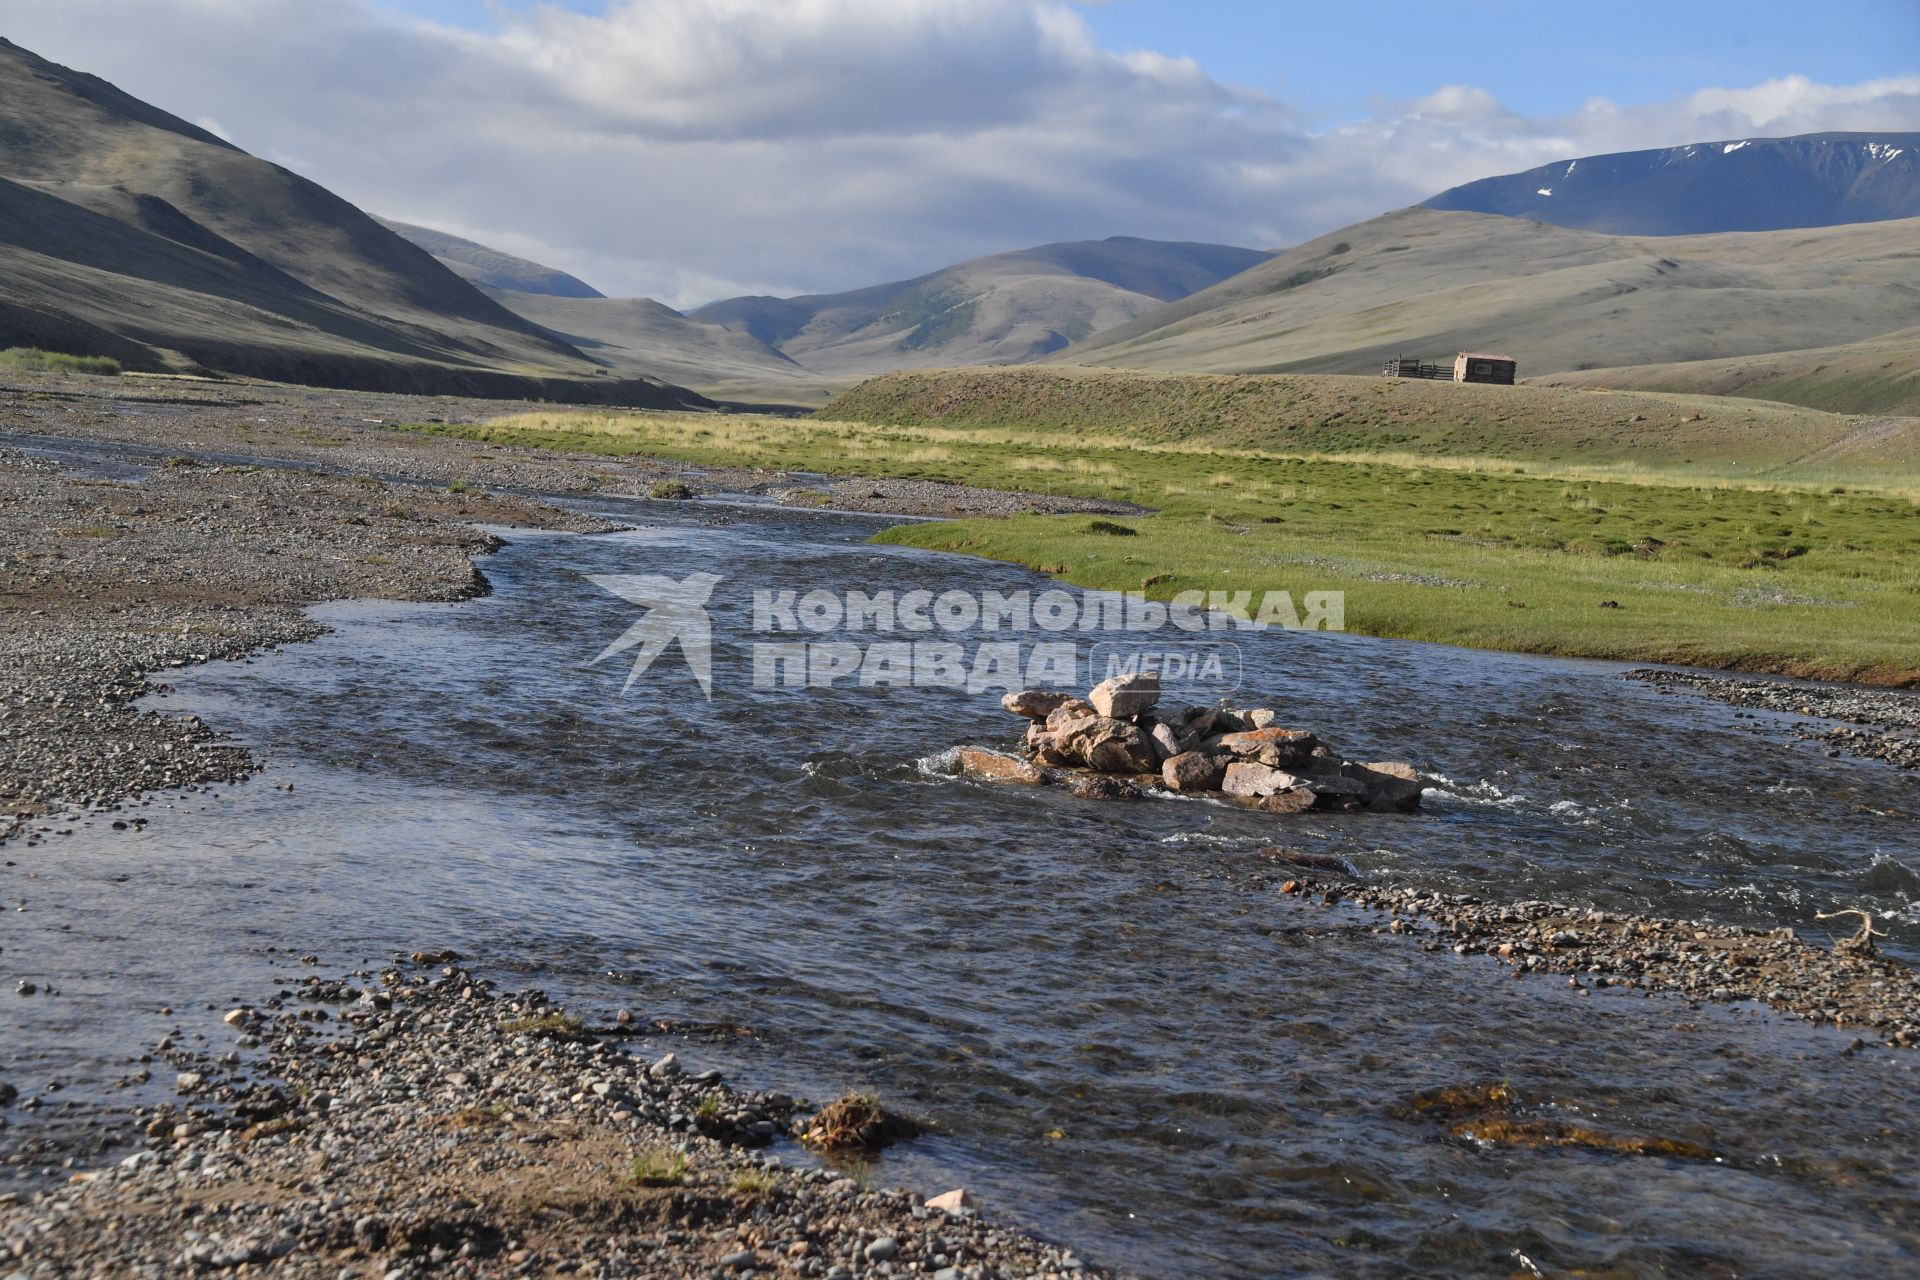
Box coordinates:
[5,490,1918,1278]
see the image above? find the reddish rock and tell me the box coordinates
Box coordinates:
[1057,716,1158,774]
[1087,672,1160,719]
[1162,751,1230,792]
[1228,787,1317,814]
[1002,689,1070,720]
[955,746,1047,785]
[1211,727,1318,766]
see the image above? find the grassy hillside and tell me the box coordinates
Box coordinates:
[393,376,1920,684]
[688,237,1273,376]
[0,38,703,406]
[1537,329,1920,417]
[819,366,1920,491]
[1059,208,1920,381]
[379,219,604,299]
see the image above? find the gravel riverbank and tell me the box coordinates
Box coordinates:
[1268,870,1920,1048]
[1624,668,1920,772]
[0,956,1109,1280]
[0,441,612,841]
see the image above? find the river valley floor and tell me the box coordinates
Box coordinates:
[2,371,1918,1278]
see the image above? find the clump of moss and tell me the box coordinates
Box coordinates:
[498,1009,586,1039]
[650,479,697,500]
[796,1093,920,1153]
[1083,519,1137,536]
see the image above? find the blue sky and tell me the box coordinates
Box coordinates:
[380,0,1920,120]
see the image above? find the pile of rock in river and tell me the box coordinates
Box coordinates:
[956,673,1425,814]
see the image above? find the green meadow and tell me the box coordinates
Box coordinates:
[400,376,1920,685]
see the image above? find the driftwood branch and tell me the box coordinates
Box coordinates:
[1815,909,1887,956]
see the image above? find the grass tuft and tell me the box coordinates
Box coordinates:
[0,347,121,376]
[625,1149,689,1188]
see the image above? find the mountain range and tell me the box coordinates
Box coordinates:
[3,30,1917,416]
[0,37,704,407]
[1424,133,1920,235]
[688,238,1274,376]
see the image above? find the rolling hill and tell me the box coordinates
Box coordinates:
[689,237,1274,376]
[378,219,604,299]
[377,216,816,400]
[0,37,705,406]
[1424,132,1920,235]
[1056,207,1920,397]
[480,289,824,401]
[1535,328,1920,416]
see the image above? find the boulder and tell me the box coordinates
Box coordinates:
[1162,751,1230,792]
[955,747,1047,785]
[1087,672,1160,719]
[1002,689,1071,720]
[1222,761,1306,797]
[1211,727,1318,767]
[1229,787,1317,815]
[1353,761,1425,813]
[1045,699,1097,733]
[1067,773,1141,802]
[1304,773,1369,799]
[1245,708,1278,729]
[925,1188,975,1214]
[1147,720,1187,761]
[1057,715,1158,774]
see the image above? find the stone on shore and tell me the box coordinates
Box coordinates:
[1162,751,1230,792]
[1087,672,1160,719]
[926,1188,976,1214]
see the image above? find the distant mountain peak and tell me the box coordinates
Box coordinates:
[1423,131,1920,236]
[379,219,605,299]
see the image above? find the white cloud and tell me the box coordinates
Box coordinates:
[2,0,1916,307]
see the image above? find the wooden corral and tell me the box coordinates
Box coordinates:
[1382,355,1451,380]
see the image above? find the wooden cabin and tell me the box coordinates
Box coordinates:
[1453,352,1517,384]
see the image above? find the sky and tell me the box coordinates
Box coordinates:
[2,0,1917,306]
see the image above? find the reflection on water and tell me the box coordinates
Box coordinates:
[4,497,1916,1278]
